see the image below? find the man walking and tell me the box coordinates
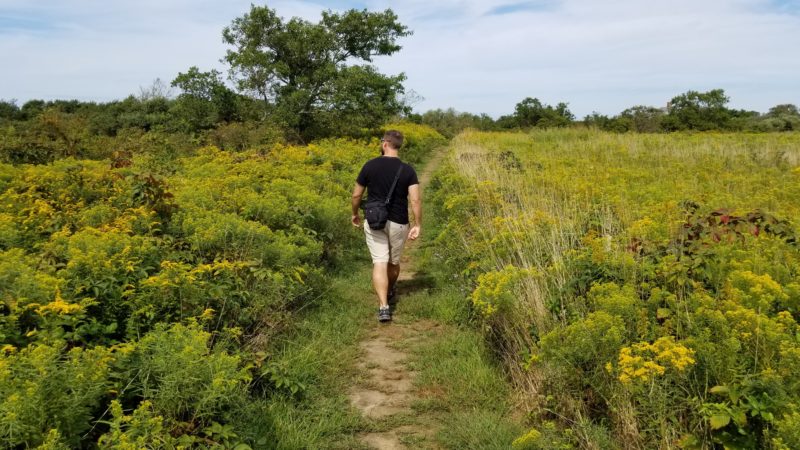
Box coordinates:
[351,130,421,322]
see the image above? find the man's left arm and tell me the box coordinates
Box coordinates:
[351,182,365,227]
[408,183,421,240]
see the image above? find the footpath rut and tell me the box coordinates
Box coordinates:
[348,149,447,449]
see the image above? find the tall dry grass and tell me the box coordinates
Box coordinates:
[433,128,800,447]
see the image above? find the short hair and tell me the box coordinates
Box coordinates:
[382,130,404,150]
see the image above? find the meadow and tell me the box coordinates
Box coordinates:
[3,122,800,449]
[3,4,797,448]
[426,129,800,449]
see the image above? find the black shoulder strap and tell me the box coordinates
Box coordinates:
[384,164,404,206]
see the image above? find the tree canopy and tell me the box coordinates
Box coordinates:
[170,67,239,132]
[498,97,574,128]
[662,89,732,131]
[222,6,412,141]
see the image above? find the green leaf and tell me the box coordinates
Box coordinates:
[656,308,672,319]
[731,410,747,427]
[709,414,730,430]
[708,385,729,395]
[677,433,703,449]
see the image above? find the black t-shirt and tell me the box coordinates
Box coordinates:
[356,156,419,225]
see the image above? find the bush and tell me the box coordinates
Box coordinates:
[123,322,250,421]
[0,343,114,448]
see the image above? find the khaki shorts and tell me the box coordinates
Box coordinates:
[363,220,409,264]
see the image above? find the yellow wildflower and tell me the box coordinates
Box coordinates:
[512,428,542,449]
[36,289,83,316]
[200,308,215,321]
[616,336,695,384]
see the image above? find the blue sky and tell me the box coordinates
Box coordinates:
[1,0,798,117]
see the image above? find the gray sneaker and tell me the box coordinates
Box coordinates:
[378,306,392,322]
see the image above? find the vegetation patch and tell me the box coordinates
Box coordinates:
[427,129,800,448]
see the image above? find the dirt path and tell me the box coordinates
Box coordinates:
[348,148,447,449]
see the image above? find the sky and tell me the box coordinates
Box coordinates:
[1,0,799,118]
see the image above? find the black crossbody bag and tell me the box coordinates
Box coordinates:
[362,165,403,230]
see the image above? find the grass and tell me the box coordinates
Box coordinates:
[236,270,375,449]
[436,410,524,450]
[396,269,472,326]
[398,272,524,449]
[398,152,525,449]
[239,260,524,450]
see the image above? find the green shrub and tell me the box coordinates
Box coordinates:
[121,322,250,422]
[0,343,114,448]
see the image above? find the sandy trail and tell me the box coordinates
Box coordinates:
[348,148,447,449]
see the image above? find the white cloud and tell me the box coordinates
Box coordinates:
[1,0,798,116]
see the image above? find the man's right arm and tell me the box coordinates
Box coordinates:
[351,182,365,227]
[408,183,421,240]
[352,163,369,227]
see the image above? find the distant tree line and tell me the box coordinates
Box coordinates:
[585,89,799,133]
[411,89,799,138]
[0,5,415,164]
[2,8,798,167]
[405,97,575,138]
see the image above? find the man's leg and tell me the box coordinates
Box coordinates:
[388,263,400,296]
[364,222,391,309]
[372,262,390,308]
[386,221,409,302]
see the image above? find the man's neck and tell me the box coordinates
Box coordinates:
[382,149,399,158]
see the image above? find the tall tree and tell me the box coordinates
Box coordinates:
[510,97,574,128]
[420,108,497,137]
[663,89,732,131]
[0,99,19,121]
[170,67,239,132]
[758,103,800,131]
[620,105,665,132]
[767,104,799,117]
[222,5,411,140]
